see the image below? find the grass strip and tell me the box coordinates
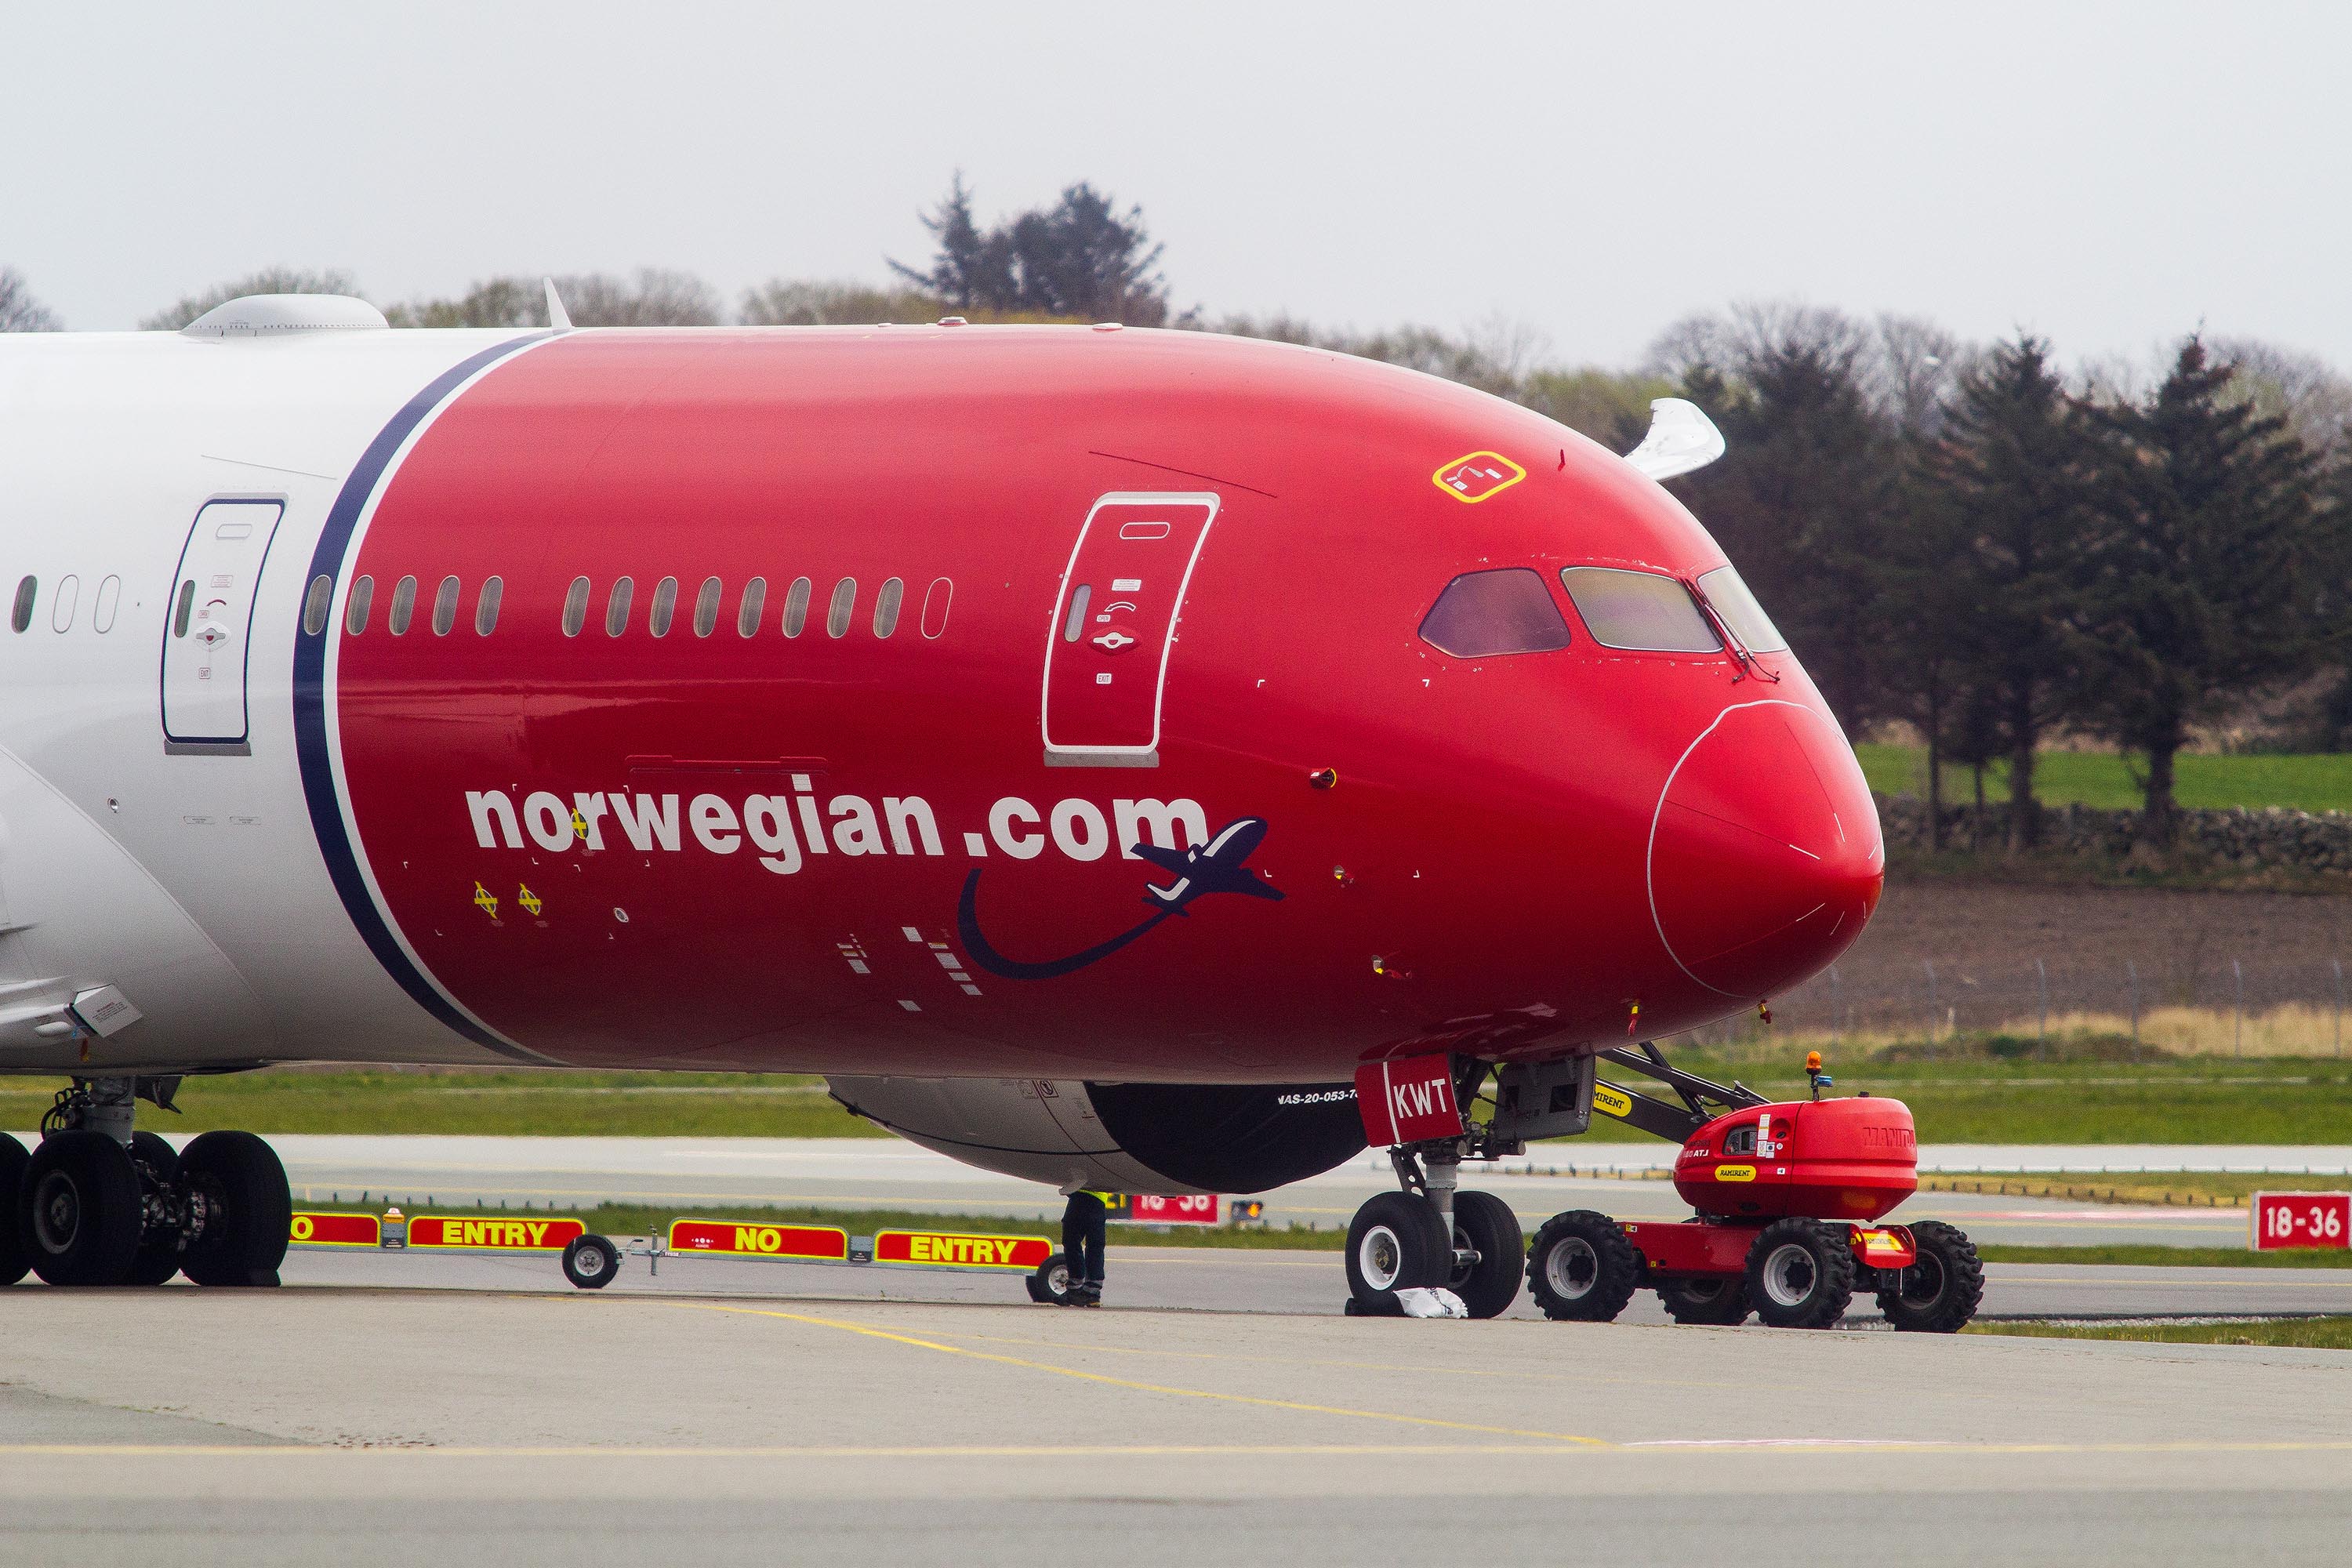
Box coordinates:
[1975,1243,2352,1269]
[1966,1317,2352,1349]
[1921,1171,2351,1207]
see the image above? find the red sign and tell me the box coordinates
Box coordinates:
[667,1219,848,1260]
[288,1211,380,1247]
[2252,1192,2351,1250]
[1355,1054,1464,1146]
[1127,1194,1221,1225]
[873,1230,1052,1269]
[407,1215,585,1250]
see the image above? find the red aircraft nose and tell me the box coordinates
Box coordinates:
[1646,700,1883,1001]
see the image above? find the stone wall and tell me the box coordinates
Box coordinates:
[1874,792,2352,877]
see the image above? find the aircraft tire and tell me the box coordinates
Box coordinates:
[562,1233,619,1289]
[178,1131,291,1288]
[122,1132,186,1287]
[23,1131,143,1287]
[1656,1275,1752,1326]
[1027,1251,1074,1305]
[1446,1190,1524,1319]
[0,1132,34,1286]
[1526,1210,1639,1322]
[1876,1221,1984,1333]
[1744,1218,1855,1329]
[1345,1191,1451,1313]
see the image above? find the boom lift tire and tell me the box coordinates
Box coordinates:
[1656,1274,1752,1326]
[1744,1217,1855,1329]
[178,1131,291,1288]
[561,1233,619,1289]
[1345,1190,1452,1314]
[123,1132,185,1287]
[1526,1210,1640,1323]
[1026,1251,1075,1305]
[1876,1220,1984,1333]
[23,1131,142,1287]
[0,1133,29,1286]
[1446,1189,1524,1319]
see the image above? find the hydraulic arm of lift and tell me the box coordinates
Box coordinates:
[1588,1043,1769,1144]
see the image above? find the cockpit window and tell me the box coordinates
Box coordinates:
[1558,567,1722,652]
[1417,568,1573,658]
[1697,564,1789,654]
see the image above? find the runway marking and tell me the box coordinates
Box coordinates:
[3,1438,2352,1459]
[659,1301,1613,1446]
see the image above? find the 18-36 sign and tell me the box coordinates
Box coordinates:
[2251,1192,2351,1250]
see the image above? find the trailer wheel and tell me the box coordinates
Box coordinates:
[562,1233,619,1290]
[1744,1218,1855,1329]
[1446,1190,1523,1319]
[1877,1221,1984,1332]
[1345,1191,1451,1314]
[1656,1275,1752,1326]
[1027,1251,1075,1305]
[1526,1210,1639,1322]
[0,1134,30,1287]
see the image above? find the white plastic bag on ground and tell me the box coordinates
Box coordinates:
[1394,1287,1468,1319]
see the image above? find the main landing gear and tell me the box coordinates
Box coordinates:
[1,1077,291,1289]
[1342,1143,1524,1318]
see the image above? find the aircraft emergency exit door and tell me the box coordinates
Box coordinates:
[1042,492,1219,767]
[162,499,283,753]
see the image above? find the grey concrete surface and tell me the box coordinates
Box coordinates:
[149,1132,2290,1250]
[2,1283,2350,1566]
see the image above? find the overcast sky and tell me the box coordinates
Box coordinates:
[7,2,2348,369]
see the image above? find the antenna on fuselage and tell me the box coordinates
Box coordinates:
[1623,397,1725,482]
[543,278,573,332]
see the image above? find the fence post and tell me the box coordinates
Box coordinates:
[2127,959,2140,1061]
[1924,960,1938,1056]
[1828,966,1841,1049]
[2233,958,2243,1058]
[2335,959,2344,1058]
[2036,956,2049,1056]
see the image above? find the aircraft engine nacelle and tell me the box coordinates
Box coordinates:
[823,1075,1368,1196]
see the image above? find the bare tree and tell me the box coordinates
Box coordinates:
[739,279,944,325]
[548,269,720,327]
[139,268,361,331]
[0,267,60,331]
[2212,336,2352,464]
[383,277,546,328]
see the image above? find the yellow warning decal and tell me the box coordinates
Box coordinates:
[1592,1083,1635,1120]
[1715,1164,1757,1183]
[517,884,543,916]
[1431,450,1527,504]
[473,882,499,919]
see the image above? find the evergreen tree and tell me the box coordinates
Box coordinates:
[891,176,1167,325]
[2080,338,2326,843]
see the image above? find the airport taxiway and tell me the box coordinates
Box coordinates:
[3,1274,2349,1566]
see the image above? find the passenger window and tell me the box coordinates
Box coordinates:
[873,577,903,637]
[16,576,39,634]
[921,577,953,639]
[389,575,418,636]
[346,575,375,634]
[604,576,634,637]
[51,574,78,633]
[302,575,333,636]
[737,576,767,637]
[561,576,590,637]
[782,577,812,637]
[649,575,679,637]
[827,578,857,638]
[1559,568,1722,653]
[1417,568,1572,658]
[693,575,721,637]
[94,575,121,633]
[431,575,460,636]
[475,575,503,636]
[1697,565,1789,654]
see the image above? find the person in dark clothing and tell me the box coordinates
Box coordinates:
[1059,1186,1109,1305]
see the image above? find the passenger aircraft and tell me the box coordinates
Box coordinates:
[0,292,1881,1301]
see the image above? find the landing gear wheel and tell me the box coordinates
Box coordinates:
[1526,1210,1639,1322]
[0,1133,29,1286]
[1446,1190,1523,1319]
[178,1131,290,1288]
[23,1131,142,1287]
[124,1132,184,1287]
[562,1233,619,1290]
[1744,1218,1856,1329]
[1345,1190,1450,1316]
[1656,1275,1752,1326]
[1026,1251,1075,1305]
[1877,1221,1984,1333]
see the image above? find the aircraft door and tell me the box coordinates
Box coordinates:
[162,499,284,753]
[1042,492,1219,768]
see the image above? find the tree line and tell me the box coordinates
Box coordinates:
[7,176,2351,851]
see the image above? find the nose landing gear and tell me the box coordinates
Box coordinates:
[2,1078,291,1289]
[1341,1143,1524,1318]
